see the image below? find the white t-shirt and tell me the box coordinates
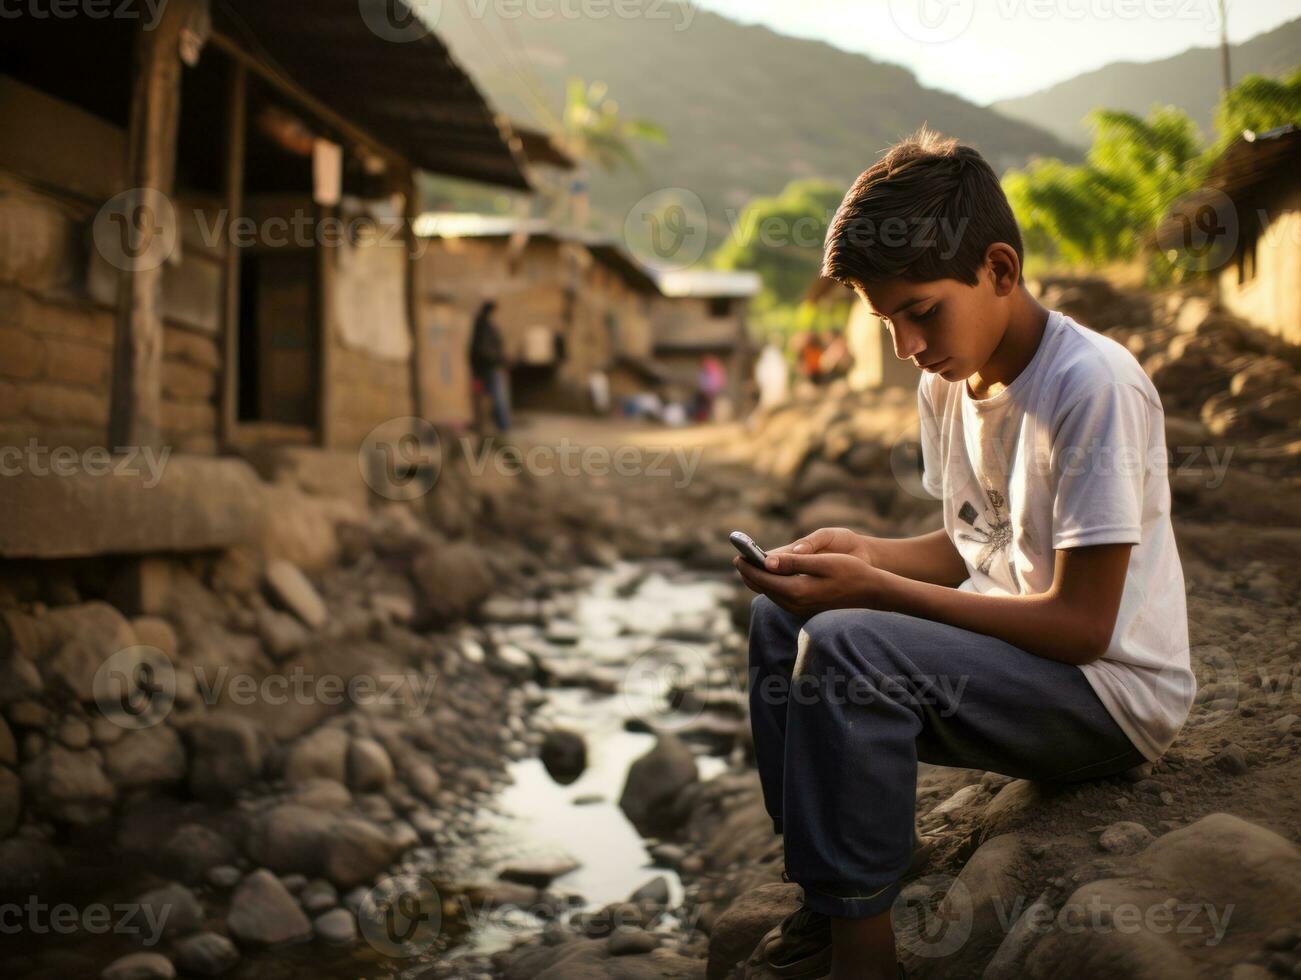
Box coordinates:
[917,308,1195,762]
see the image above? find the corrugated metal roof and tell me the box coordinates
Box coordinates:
[655,269,762,298]
[213,0,530,189]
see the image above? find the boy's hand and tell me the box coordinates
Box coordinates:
[732,551,887,616]
[763,527,872,574]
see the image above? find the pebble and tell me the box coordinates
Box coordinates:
[102,953,175,980]
[206,866,241,889]
[313,909,357,945]
[172,933,239,977]
[1213,744,1250,775]
[1098,821,1154,854]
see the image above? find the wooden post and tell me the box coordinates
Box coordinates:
[218,60,246,449]
[316,201,336,449]
[108,0,200,450]
[402,166,426,422]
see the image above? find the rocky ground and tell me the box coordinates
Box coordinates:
[0,276,1298,980]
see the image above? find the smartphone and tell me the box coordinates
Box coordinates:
[729,530,768,568]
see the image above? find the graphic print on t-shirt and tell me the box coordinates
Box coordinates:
[956,481,1018,587]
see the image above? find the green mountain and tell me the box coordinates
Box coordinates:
[430,0,1081,248]
[990,16,1301,148]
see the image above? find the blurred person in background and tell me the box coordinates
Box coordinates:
[469,300,511,433]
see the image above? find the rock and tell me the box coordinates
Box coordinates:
[1271,714,1299,735]
[347,738,394,793]
[245,804,401,889]
[300,879,338,913]
[56,717,92,749]
[1213,743,1249,775]
[628,875,671,907]
[0,836,63,892]
[131,617,178,658]
[399,759,441,803]
[207,866,242,889]
[255,608,307,661]
[922,834,1025,977]
[226,869,312,947]
[103,726,186,789]
[1098,821,1154,854]
[160,824,239,884]
[409,539,494,625]
[707,882,801,980]
[134,883,204,938]
[20,745,115,825]
[0,767,20,837]
[1017,814,1301,978]
[289,778,352,810]
[42,609,140,701]
[101,952,175,980]
[313,908,357,945]
[608,926,660,955]
[618,734,698,836]
[0,717,14,766]
[928,783,982,823]
[540,729,587,785]
[185,715,266,801]
[172,932,239,977]
[499,858,582,889]
[283,728,350,785]
[264,561,327,629]
[0,652,44,703]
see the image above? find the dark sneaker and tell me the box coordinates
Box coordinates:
[761,893,832,978]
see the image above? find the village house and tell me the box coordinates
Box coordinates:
[1159,124,1301,346]
[650,270,761,414]
[802,275,916,392]
[0,0,534,558]
[413,214,667,423]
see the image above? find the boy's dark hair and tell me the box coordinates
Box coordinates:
[821,126,1023,290]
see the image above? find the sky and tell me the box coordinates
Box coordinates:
[692,0,1301,105]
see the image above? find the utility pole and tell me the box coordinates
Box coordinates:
[1218,0,1232,94]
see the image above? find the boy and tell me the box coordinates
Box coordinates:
[733,127,1195,980]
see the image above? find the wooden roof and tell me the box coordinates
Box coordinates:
[214,0,531,189]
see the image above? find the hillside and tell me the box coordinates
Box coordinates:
[430,0,1082,250]
[991,16,1301,147]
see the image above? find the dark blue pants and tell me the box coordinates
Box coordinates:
[747,595,1146,918]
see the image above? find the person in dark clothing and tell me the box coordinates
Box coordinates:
[469,300,511,432]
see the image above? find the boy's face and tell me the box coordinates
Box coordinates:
[854,263,1008,383]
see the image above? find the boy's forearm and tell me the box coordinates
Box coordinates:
[876,570,1104,665]
[860,529,968,587]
